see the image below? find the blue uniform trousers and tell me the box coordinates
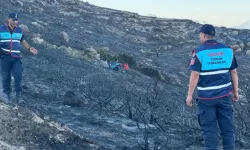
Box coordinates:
[197,95,235,150]
[0,55,22,94]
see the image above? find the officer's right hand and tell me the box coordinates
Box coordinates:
[232,92,239,102]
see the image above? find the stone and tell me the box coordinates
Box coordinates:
[235,48,242,53]
[231,44,240,51]
[19,24,30,32]
[247,42,250,47]
[239,43,245,49]
[16,0,24,6]
[246,50,250,56]
[32,34,44,44]
[60,31,69,42]
[232,31,238,35]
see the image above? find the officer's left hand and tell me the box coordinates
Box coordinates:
[186,95,193,107]
[30,47,38,55]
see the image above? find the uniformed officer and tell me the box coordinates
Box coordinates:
[0,12,38,103]
[186,24,239,150]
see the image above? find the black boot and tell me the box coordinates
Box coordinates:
[16,92,24,104]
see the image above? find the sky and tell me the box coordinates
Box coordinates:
[83,0,250,27]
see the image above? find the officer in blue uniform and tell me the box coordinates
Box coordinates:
[0,13,38,103]
[186,24,239,150]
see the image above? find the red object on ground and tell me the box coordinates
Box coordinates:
[123,63,129,70]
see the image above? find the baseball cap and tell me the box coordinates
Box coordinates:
[200,24,215,36]
[9,12,19,21]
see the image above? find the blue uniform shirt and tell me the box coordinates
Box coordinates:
[189,40,238,100]
[0,25,24,58]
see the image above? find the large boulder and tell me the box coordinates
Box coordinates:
[62,91,88,107]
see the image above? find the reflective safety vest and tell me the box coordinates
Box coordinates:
[194,40,235,99]
[0,25,23,58]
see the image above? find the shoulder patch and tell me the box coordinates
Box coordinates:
[190,58,195,65]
